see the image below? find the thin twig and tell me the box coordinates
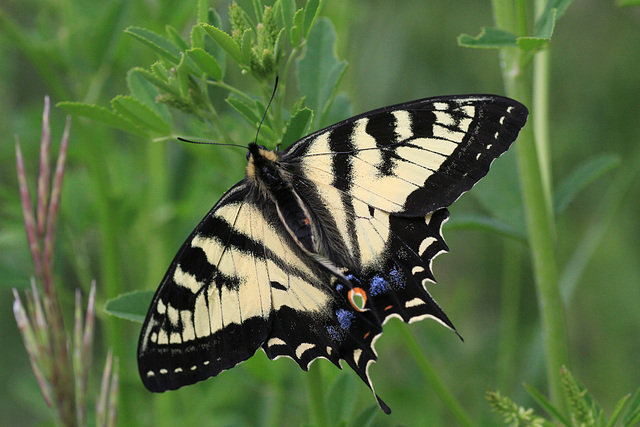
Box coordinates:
[108,358,119,427]
[15,139,42,277]
[96,349,114,427]
[13,289,53,407]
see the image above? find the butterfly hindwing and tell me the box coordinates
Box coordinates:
[138,94,528,414]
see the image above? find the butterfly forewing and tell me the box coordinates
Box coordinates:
[138,94,528,414]
[287,95,527,216]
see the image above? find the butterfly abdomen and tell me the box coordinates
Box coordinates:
[246,143,320,254]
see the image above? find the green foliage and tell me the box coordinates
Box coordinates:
[458,0,575,61]
[3,0,640,426]
[489,367,640,427]
[296,17,347,128]
[57,0,346,150]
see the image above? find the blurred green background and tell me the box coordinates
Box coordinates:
[1,0,639,425]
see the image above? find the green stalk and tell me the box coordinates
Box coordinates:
[492,0,569,410]
[306,362,328,427]
[496,240,523,394]
[399,325,476,427]
[533,47,553,220]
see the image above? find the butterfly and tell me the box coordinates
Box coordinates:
[138,94,528,414]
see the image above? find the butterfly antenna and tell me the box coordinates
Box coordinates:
[177,137,247,149]
[256,76,279,146]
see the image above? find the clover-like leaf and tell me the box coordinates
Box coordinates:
[127,68,172,125]
[105,290,154,323]
[111,95,171,135]
[458,27,518,48]
[201,23,243,64]
[226,96,261,127]
[296,18,347,124]
[126,26,181,65]
[281,107,312,149]
[57,102,147,137]
[186,48,222,81]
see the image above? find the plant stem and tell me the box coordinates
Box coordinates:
[496,240,523,394]
[399,325,476,427]
[492,0,569,411]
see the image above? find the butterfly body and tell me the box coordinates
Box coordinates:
[138,95,528,414]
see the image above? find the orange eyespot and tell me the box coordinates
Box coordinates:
[303,217,310,225]
[384,305,393,311]
[348,287,367,312]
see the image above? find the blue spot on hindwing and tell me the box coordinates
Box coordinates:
[336,309,355,330]
[369,275,388,296]
[326,325,341,341]
[389,268,405,288]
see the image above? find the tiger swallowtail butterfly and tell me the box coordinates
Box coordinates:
[138,94,528,414]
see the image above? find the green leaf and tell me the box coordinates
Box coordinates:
[111,95,171,135]
[290,8,304,46]
[458,27,518,48]
[201,23,243,64]
[205,8,227,78]
[127,68,172,125]
[125,26,181,64]
[281,0,295,36]
[618,0,640,5]
[56,101,147,137]
[303,0,321,39]
[186,48,222,81]
[605,393,631,427]
[446,215,527,244]
[133,66,180,97]
[166,24,190,51]
[226,96,261,126]
[281,107,312,149]
[534,7,557,39]
[197,0,208,23]
[517,37,549,52]
[241,28,253,66]
[554,153,620,215]
[104,290,154,323]
[622,386,640,426]
[257,123,277,145]
[190,23,206,49]
[322,92,352,128]
[296,18,347,124]
[151,61,170,81]
[176,53,191,97]
[535,0,574,36]
[523,383,572,426]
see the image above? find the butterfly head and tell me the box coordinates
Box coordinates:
[245,143,284,187]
